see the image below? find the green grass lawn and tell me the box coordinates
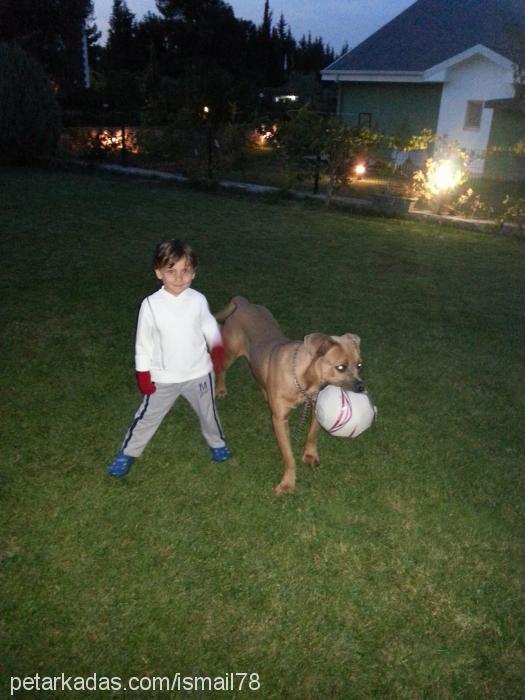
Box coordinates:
[1,167,523,699]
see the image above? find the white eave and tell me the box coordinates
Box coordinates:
[423,44,515,80]
[321,70,426,83]
[322,44,515,84]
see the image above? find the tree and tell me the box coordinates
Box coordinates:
[322,121,382,206]
[253,0,283,85]
[101,0,144,123]
[275,14,293,72]
[294,33,334,72]
[0,0,95,98]
[0,0,62,71]
[0,42,61,163]
[280,105,326,193]
[134,11,168,71]
[338,41,350,57]
[85,20,102,72]
[281,105,383,205]
[155,0,261,122]
[106,0,139,72]
[261,0,272,39]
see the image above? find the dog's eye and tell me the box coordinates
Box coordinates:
[335,364,347,372]
[357,362,363,371]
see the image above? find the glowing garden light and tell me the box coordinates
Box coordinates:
[354,163,366,177]
[86,128,139,155]
[412,145,470,212]
[427,158,463,194]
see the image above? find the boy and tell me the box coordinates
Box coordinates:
[107,239,231,477]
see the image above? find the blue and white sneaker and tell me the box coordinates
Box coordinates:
[210,445,232,462]
[107,451,135,477]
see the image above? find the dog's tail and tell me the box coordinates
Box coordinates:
[214,298,238,323]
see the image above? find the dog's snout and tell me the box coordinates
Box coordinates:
[353,380,366,393]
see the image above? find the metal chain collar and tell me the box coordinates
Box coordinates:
[292,343,318,437]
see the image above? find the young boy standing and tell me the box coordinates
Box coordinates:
[107,239,231,477]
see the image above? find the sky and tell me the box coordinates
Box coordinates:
[92,0,416,54]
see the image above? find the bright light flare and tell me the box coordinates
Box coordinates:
[354,163,366,177]
[427,159,462,194]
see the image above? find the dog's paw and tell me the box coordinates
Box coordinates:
[215,387,227,399]
[302,451,320,466]
[274,481,295,496]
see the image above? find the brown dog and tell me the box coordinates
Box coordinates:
[215,296,365,494]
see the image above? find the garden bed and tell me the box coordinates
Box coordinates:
[88,160,524,236]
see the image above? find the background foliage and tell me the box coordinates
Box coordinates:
[0,0,340,126]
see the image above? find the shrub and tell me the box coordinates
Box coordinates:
[216,123,250,172]
[412,141,470,213]
[498,195,525,231]
[451,187,493,219]
[135,126,182,161]
[0,42,61,164]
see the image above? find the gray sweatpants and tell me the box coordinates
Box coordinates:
[121,373,226,458]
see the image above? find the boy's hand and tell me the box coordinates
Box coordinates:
[136,371,156,395]
[211,345,225,375]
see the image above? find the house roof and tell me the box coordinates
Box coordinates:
[323,0,525,74]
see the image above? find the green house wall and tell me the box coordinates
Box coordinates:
[338,82,443,137]
[485,108,525,180]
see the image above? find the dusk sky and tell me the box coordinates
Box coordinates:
[92,0,416,54]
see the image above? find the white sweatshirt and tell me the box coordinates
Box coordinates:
[135,287,222,383]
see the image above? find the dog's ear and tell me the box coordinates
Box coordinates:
[303,333,336,357]
[336,333,361,349]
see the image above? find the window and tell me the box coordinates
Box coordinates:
[464,101,483,130]
[358,112,372,128]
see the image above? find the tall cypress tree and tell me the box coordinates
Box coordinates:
[0,42,61,163]
[106,0,138,71]
[261,0,272,39]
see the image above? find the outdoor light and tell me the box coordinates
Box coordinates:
[274,94,299,103]
[354,163,366,177]
[257,130,273,146]
[255,123,277,146]
[203,106,210,114]
[86,128,139,155]
[427,159,462,194]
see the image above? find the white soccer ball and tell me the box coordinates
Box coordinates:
[315,386,376,438]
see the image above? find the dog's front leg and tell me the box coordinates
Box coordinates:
[271,410,296,495]
[302,412,320,466]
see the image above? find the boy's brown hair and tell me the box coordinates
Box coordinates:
[153,239,198,271]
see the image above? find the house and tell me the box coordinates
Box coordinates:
[321,0,525,178]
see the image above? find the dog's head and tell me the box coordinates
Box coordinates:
[303,333,365,393]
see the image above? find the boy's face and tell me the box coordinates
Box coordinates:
[155,256,195,296]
